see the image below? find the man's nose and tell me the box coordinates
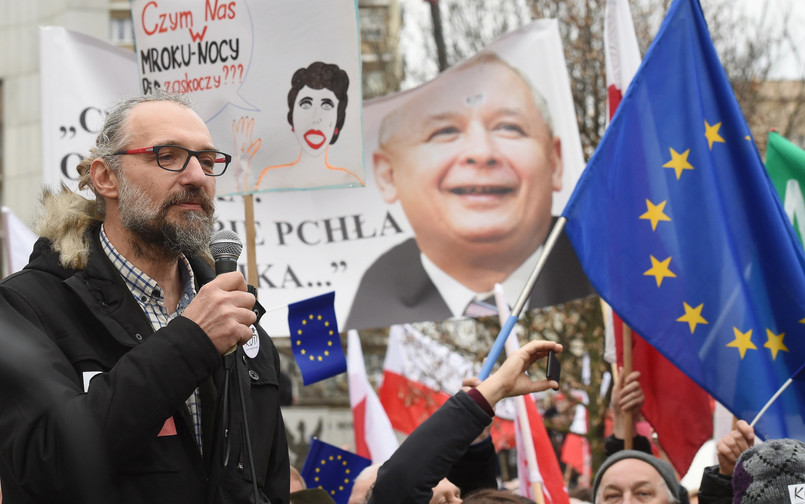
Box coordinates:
[179,155,209,186]
[461,123,499,167]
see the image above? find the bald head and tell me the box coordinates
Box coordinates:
[378,52,554,150]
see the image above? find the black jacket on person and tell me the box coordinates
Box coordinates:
[368,391,496,504]
[697,465,732,504]
[0,225,289,504]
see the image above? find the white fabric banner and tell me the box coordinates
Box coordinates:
[39,26,139,192]
[39,18,588,336]
[249,19,588,334]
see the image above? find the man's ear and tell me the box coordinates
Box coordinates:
[91,158,119,199]
[373,149,399,204]
[550,136,564,192]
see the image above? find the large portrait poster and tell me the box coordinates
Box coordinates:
[130,0,365,194]
[235,19,591,334]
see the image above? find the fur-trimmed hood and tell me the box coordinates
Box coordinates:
[35,186,102,270]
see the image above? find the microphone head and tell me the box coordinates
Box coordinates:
[209,229,243,261]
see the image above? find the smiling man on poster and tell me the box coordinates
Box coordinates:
[346,51,593,330]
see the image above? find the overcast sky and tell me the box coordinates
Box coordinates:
[399,0,805,84]
[733,0,804,79]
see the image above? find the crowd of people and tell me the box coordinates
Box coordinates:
[289,358,805,504]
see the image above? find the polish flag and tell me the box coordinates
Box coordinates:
[491,285,568,504]
[379,324,519,450]
[348,330,398,463]
[604,0,641,121]
[379,325,473,434]
[603,0,713,475]
[515,395,569,504]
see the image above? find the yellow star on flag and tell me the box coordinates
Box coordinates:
[643,255,677,287]
[704,120,725,150]
[726,327,757,359]
[676,302,708,333]
[663,148,694,179]
[764,329,789,360]
[639,199,672,231]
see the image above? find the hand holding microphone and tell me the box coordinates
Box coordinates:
[182,230,257,355]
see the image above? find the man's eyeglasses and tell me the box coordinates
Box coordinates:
[114,145,232,177]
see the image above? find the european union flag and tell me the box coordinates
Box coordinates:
[289,292,346,385]
[300,438,372,504]
[562,0,805,440]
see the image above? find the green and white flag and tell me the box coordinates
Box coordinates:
[766,131,805,247]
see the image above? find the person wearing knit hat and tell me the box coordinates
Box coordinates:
[731,439,805,504]
[592,450,683,504]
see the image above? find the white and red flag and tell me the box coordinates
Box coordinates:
[491,284,568,504]
[514,395,569,504]
[379,324,520,450]
[379,324,473,434]
[347,330,398,463]
[603,0,713,475]
[604,0,641,121]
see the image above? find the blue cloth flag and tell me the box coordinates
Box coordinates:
[562,0,805,440]
[289,291,346,385]
[300,438,372,504]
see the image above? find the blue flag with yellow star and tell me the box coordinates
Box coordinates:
[562,0,805,440]
[289,291,346,385]
[300,438,372,504]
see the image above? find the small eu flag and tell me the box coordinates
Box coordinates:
[300,438,372,504]
[289,292,346,385]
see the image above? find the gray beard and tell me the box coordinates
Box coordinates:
[117,177,215,261]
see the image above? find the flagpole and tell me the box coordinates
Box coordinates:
[478,218,567,380]
[622,325,633,450]
[495,285,545,504]
[243,194,259,288]
[749,362,805,427]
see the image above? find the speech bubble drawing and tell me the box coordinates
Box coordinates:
[132,0,258,122]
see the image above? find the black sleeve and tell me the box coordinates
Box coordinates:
[446,436,498,496]
[603,433,653,458]
[698,465,733,504]
[260,333,291,504]
[369,391,492,504]
[0,299,116,503]
[0,296,220,502]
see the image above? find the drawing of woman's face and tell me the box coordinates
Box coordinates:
[292,86,339,157]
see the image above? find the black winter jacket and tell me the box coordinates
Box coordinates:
[0,230,289,504]
[369,391,496,504]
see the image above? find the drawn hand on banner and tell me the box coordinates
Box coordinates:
[232,116,262,193]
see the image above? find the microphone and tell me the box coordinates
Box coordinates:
[210,229,245,357]
[210,229,242,275]
[209,230,259,495]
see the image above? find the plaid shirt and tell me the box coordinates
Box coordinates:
[100,226,203,453]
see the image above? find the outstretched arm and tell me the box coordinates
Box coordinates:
[370,340,562,504]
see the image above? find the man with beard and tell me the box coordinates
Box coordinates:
[0,92,289,504]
